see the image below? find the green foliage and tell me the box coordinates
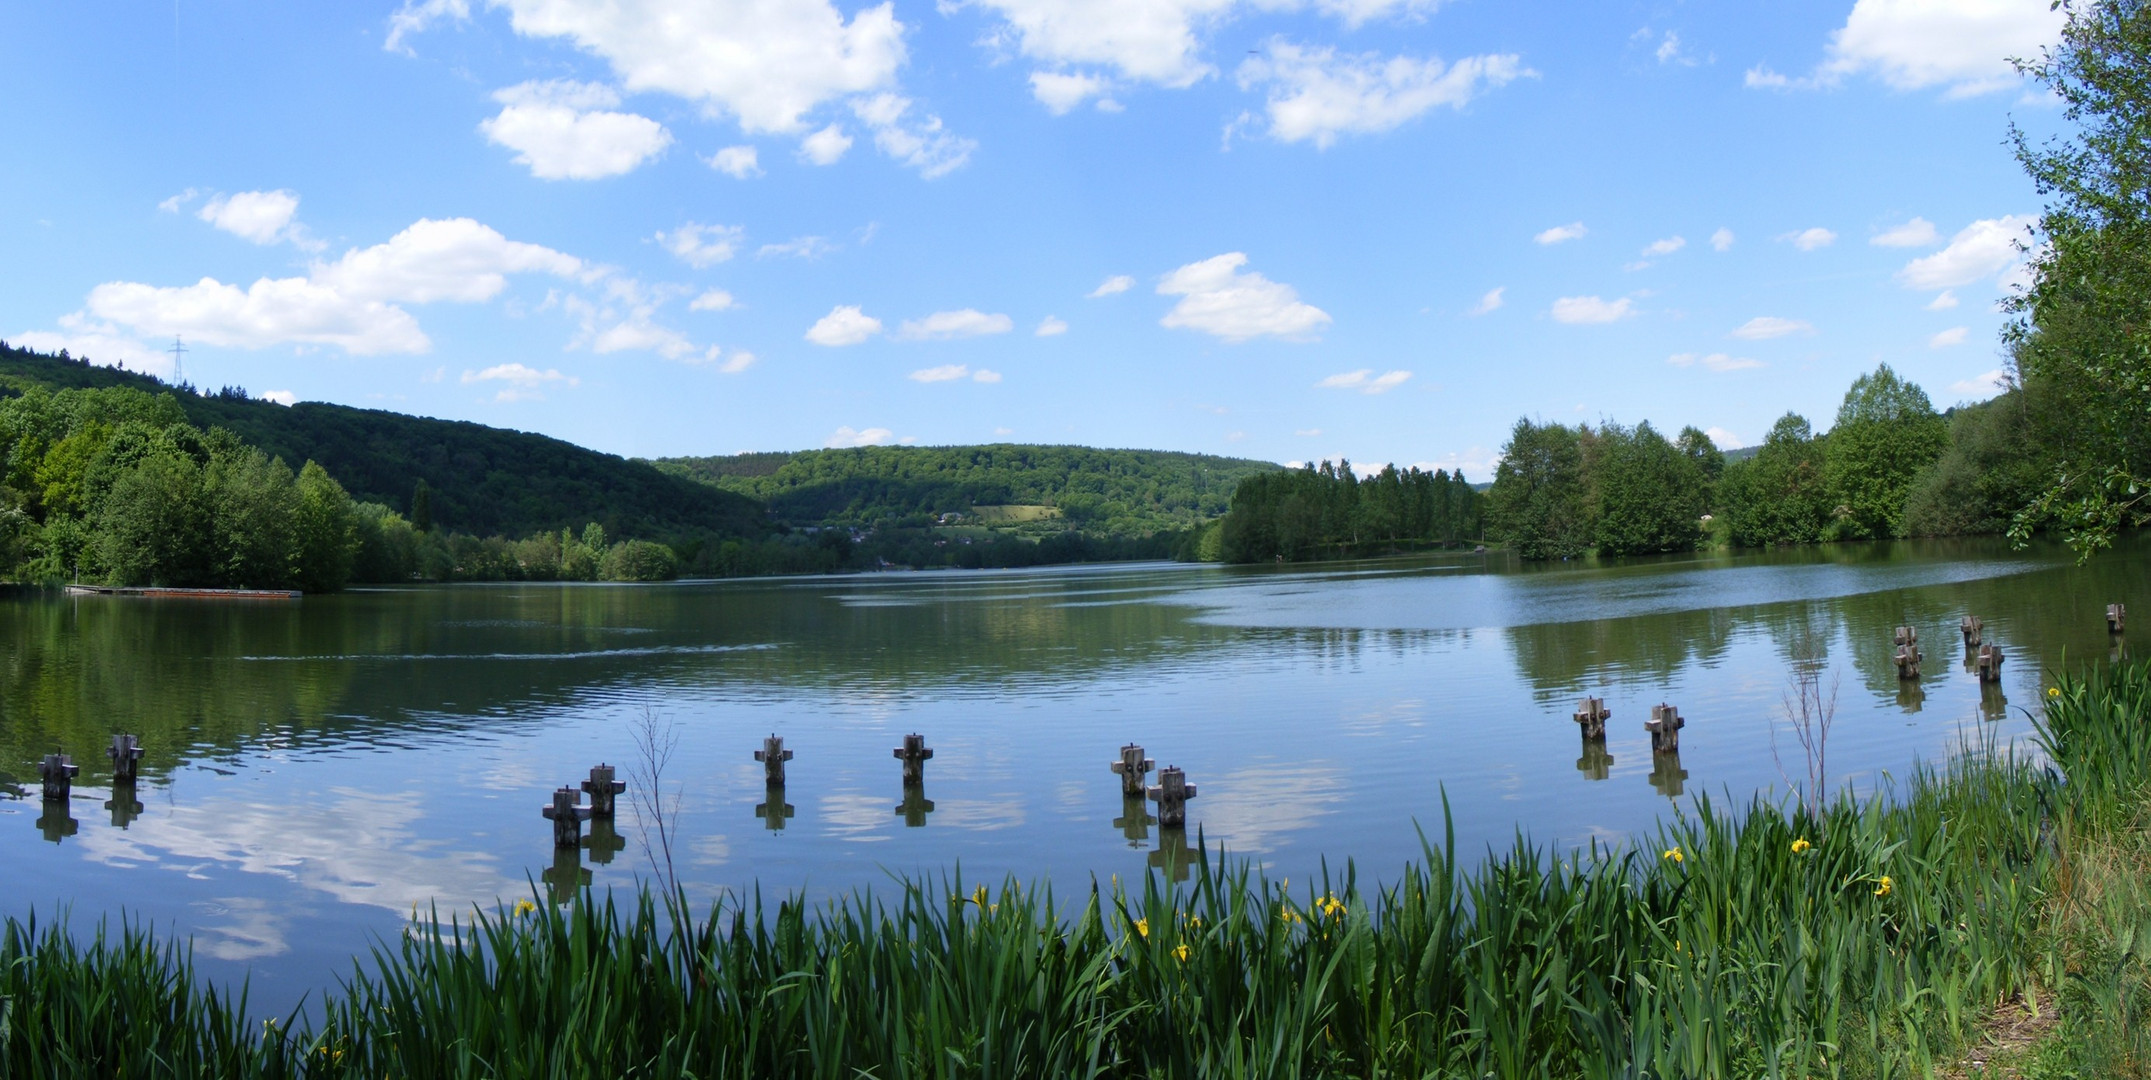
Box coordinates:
[1821,363,1949,539]
[1900,388,2063,537]
[17,661,2151,1074]
[1719,413,1834,547]
[1587,420,1709,555]
[2004,0,2151,557]
[1216,459,1482,563]
[659,444,1275,538]
[1487,418,1594,559]
[600,538,677,581]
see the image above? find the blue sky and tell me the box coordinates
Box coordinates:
[0,1,2063,477]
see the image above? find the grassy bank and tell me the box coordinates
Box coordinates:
[7,663,2151,1077]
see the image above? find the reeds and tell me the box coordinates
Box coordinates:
[10,661,2151,1077]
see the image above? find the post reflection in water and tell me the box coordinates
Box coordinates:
[755,786,794,831]
[1896,681,1925,714]
[38,800,78,843]
[1982,682,2010,722]
[1576,742,1613,781]
[1649,751,1688,800]
[582,817,624,866]
[106,789,144,829]
[1114,794,1155,847]
[542,844,590,906]
[895,785,935,828]
[1148,827,1194,883]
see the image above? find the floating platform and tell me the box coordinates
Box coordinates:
[64,585,302,600]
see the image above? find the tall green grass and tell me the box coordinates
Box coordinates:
[9,660,2151,1077]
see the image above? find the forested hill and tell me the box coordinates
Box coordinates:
[0,344,762,540]
[654,445,1281,535]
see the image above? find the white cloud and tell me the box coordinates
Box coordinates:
[1730,315,1814,340]
[1655,30,1692,65]
[1951,367,2008,399]
[1927,289,1960,310]
[850,93,975,177]
[1468,286,1504,316]
[806,304,882,345]
[487,0,907,135]
[1871,216,1939,247]
[1705,425,1745,449]
[463,362,576,387]
[1157,252,1331,342]
[965,0,1233,94]
[87,277,431,355]
[1030,70,1114,114]
[1089,274,1134,297]
[384,0,469,54]
[1550,295,1633,324]
[314,218,582,304]
[896,309,1014,340]
[479,80,672,180]
[1316,369,1411,394]
[1820,0,2065,97]
[11,314,171,376]
[1897,215,2030,290]
[1668,352,1765,372]
[260,390,298,406]
[1234,40,1527,148]
[1929,326,1969,348]
[589,315,695,357]
[690,288,737,312]
[909,363,971,382]
[706,145,762,178]
[972,368,1002,383]
[158,188,201,213]
[1642,235,1686,257]
[826,425,897,447]
[198,190,306,246]
[1710,227,1735,252]
[464,361,576,401]
[1035,315,1069,336]
[1778,227,1837,251]
[656,222,744,268]
[717,349,756,374]
[758,235,836,259]
[1534,222,1586,245]
[799,124,854,165]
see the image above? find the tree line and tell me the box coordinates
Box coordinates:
[1214,461,1484,563]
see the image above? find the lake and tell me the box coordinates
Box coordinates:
[1,535,2142,1011]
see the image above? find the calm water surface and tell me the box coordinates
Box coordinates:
[2,536,2143,1010]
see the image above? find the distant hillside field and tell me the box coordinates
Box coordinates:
[655,445,1281,536]
[0,345,764,541]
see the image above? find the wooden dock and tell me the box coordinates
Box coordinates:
[64,585,302,600]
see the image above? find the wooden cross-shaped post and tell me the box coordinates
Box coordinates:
[541,786,592,848]
[581,763,626,817]
[1148,766,1198,828]
[107,734,143,785]
[1960,616,1983,647]
[39,753,78,802]
[1110,743,1154,796]
[893,733,934,787]
[756,734,795,786]
[1572,697,1610,741]
[1646,704,1685,755]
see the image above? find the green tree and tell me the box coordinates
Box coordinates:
[2006,0,2151,555]
[1822,364,1948,539]
[95,452,211,586]
[1721,414,1834,547]
[1591,421,1707,555]
[293,461,357,592]
[205,449,300,588]
[1488,418,1592,560]
[602,538,679,581]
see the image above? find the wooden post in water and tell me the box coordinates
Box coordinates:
[893,733,934,787]
[1960,616,1983,647]
[107,734,143,785]
[1894,643,1923,680]
[755,734,794,786]
[1573,697,1610,741]
[39,753,78,802]
[541,786,592,848]
[1110,743,1155,797]
[1646,704,1685,754]
[2109,604,2128,634]
[581,763,626,817]
[1148,766,1198,828]
[1976,644,2005,683]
